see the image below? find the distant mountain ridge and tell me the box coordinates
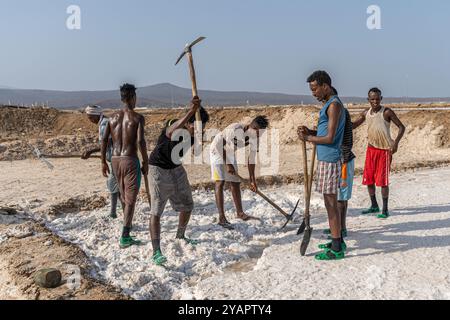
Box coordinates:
[0,83,449,109]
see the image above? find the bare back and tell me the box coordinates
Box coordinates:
[109,109,144,157]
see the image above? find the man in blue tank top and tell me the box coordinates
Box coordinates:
[298,71,346,260]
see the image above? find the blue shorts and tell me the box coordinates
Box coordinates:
[338,158,355,202]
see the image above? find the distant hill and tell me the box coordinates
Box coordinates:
[0,83,449,109]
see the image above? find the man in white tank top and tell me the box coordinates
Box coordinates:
[353,88,405,219]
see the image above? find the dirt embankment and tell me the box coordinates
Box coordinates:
[1,104,450,163]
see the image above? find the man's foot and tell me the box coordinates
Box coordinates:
[318,241,347,251]
[152,250,167,266]
[109,212,118,219]
[237,212,258,221]
[315,248,345,261]
[177,236,199,246]
[324,228,347,238]
[377,211,390,219]
[362,207,380,215]
[119,236,142,249]
[218,221,235,230]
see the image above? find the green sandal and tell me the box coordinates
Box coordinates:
[315,249,345,261]
[109,212,118,219]
[377,211,390,219]
[362,207,380,215]
[181,237,199,246]
[152,250,167,266]
[119,236,142,249]
[318,241,347,251]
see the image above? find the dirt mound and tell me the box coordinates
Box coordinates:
[0,106,60,141]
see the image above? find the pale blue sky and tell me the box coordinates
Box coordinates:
[0,0,449,97]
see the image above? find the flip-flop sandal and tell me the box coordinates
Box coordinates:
[177,237,199,246]
[218,221,235,230]
[152,251,167,266]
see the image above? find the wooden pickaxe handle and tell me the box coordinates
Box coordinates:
[301,140,310,219]
[237,174,289,218]
[186,51,201,123]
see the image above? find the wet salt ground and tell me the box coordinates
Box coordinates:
[45,185,310,300]
[45,167,450,300]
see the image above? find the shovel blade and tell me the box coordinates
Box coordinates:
[297,219,306,235]
[300,227,313,256]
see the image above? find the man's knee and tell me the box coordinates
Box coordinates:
[215,181,225,190]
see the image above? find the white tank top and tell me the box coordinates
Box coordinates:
[366,106,393,150]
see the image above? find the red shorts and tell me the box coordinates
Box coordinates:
[362,146,392,187]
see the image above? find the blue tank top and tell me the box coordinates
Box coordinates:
[316,95,346,163]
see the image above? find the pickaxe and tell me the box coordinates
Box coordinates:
[175,36,206,125]
[237,174,299,230]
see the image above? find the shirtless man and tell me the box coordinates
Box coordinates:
[353,87,405,219]
[82,105,121,219]
[101,83,149,248]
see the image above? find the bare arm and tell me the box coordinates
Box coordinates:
[305,102,342,145]
[386,108,406,154]
[100,121,111,177]
[248,162,257,192]
[166,97,201,139]
[138,116,149,175]
[81,147,101,159]
[352,109,368,130]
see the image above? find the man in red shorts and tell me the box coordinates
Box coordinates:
[353,88,405,219]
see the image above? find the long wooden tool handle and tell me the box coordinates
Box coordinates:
[237,174,289,218]
[186,52,201,123]
[305,144,316,221]
[256,190,289,218]
[301,140,309,218]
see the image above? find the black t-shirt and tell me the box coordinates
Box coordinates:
[149,127,194,170]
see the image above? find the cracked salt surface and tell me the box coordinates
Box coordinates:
[45,167,450,300]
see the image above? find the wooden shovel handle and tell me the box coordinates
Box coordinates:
[305,144,316,219]
[302,140,310,202]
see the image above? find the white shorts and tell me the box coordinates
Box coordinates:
[210,163,241,183]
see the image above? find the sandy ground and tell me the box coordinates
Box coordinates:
[0,212,128,300]
[33,167,450,300]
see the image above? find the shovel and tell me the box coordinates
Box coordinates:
[297,143,316,235]
[299,142,316,256]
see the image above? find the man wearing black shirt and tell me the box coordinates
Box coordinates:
[147,96,209,265]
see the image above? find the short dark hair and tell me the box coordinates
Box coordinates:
[251,115,269,129]
[331,86,338,95]
[120,83,137,103]
[368,87,382,96]
[307,70,332,86]
[188,107,210,125]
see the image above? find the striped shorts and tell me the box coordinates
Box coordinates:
[315,160,342,195]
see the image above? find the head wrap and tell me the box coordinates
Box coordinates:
[85,105,103,116]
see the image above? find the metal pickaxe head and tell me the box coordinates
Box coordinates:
[175,36,206,66]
